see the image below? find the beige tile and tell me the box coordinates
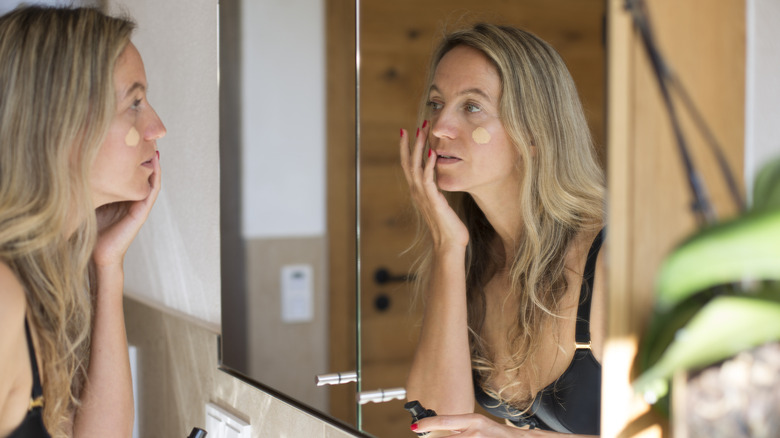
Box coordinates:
[125,297,362,437]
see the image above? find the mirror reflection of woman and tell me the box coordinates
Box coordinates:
[0,7,165,437]
[402,24,605,437]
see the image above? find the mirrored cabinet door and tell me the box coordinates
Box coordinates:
[355,1,606,436]
[220,0,362,433]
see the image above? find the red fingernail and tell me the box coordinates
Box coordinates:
[422,120,428,129]
[410,424,418,431]
[428,149,432,158]
[416,128,420,137]
[400,128,404,138]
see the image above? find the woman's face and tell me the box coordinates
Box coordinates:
[90,42,166,208]
[427,45,521,197]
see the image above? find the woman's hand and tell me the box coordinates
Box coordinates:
[92,151,161,268]
[412,413,527,437]
[412,414,561,438]
[413,414,595,437]
[400,122,469,251]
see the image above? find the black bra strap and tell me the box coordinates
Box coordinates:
[24,319,44,399]
[575,228,605,346]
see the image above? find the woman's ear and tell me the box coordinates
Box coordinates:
[529,144,538,158]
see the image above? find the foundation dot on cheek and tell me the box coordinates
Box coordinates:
[472,127,491,145]
[125,127,140,147]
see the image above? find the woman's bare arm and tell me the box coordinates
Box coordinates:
[401,124,474,414]
[72,264,134,437]
[405,248,475,414]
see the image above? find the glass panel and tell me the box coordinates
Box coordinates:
[358,1,606,436]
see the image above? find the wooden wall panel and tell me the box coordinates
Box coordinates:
[327,0,358,427]
[605,0,745,436]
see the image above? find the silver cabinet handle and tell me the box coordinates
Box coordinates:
[315,371,358,386]
[357,387,406,404]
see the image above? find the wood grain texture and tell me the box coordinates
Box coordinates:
[327,0,358,427]
[604,0,745,436]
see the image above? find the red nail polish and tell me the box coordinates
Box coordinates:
[422,120,428,129]
[400,128,404,138]
[416,128,420,137]
[428,149,432,158]
[410,424,418,432]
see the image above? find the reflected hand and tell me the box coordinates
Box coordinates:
[413,414,548,437]
[400,123,469,251]
[93,152,162,268]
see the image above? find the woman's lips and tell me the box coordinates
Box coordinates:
[436,154,461,165]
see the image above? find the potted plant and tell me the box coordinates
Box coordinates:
[633,157,780,438]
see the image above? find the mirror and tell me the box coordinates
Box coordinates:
[219,0,360,430]
[351,1,606,436]
[219,0,605,434]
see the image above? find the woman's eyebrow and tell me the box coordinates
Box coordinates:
[121,82,146,100]
[428,84,492,102]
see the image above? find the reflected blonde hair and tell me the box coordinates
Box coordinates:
[0,6,134,436]
[411,24,605,412]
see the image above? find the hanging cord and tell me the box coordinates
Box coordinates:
[624,0,746,225]
[665,73,746,213]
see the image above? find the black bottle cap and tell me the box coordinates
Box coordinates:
[404,400,437,422]
[187,427,207,438]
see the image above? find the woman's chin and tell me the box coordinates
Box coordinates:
[95,186,150,208]
[435,178,464,193]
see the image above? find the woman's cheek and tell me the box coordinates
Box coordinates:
[125,126,140,147]
[471,126,491,145]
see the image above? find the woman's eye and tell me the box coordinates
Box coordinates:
[427,101,443,111]
[465,103,481,113]
[130,99,142,111]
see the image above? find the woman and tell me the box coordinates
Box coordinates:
[0,6,165,437]
[402,24,605,436]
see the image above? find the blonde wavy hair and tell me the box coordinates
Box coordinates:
[411,24,605,412]
[0,6,135,437]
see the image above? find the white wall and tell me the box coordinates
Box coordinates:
[0,0,222,327]
[240,0,326,238]
[0,0,99,14]
[745,0,780,198]
[109,0,222,328]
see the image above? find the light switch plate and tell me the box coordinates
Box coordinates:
[205,402,251,438]
[281,264,314,323]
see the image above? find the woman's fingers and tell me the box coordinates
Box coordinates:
[400,121,431,188]
[414,414,513,436]
[422,147,437,194]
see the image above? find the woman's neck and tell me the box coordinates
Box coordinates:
[470,184,523,265]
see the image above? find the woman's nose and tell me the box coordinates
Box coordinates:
[430,112,456,141]
[145,106,167,141]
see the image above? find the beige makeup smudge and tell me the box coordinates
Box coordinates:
[125,126,140,147]
[472,127,491,145]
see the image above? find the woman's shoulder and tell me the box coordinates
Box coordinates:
[0,262,30,437]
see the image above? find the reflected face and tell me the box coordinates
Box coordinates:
[90,42,166,208]
[427,45,520,196]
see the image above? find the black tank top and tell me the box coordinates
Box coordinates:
[7,319,52,438]
[474,229,604,435]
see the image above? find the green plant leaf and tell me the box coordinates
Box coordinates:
[633,294,780,402]
[655,209,780,310]
[753,156,780,210]
[637,293,710,373]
